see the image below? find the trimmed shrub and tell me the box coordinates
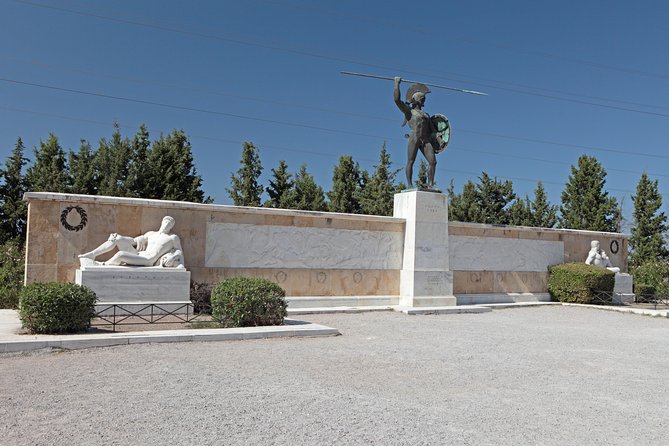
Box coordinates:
[19,283,97,334]
[631,260,669,300]
[0,239,24,309]
[547,263,615,304]
[211,277,287,328]
[634,284,656,303]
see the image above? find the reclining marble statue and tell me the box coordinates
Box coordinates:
[585,240,619,273]
[79,215,184,268]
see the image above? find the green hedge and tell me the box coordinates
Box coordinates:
[19,283,97,334]
[0,239,24,309]
[547,263,615,304]
[631,260,669,300]
[211,277,287,328]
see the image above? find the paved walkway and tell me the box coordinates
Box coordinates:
[2,301,667,353]
[1,306,668,445]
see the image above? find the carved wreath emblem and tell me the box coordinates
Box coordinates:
[610,240,619,254]
[60,205,88,232]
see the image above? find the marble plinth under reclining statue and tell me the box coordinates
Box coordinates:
[585,240,634,304]
[76,216,191,314]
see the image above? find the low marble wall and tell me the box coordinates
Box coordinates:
[448,222,628,295]
[23,193,629,298]
[23,193,404,296]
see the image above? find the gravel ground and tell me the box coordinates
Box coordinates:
[1,306,668,446]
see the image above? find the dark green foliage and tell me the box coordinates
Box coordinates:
[448,180,479,222]
[25,133,69,193]
[19,282,97,334]
[265,160,294,208]
[0,138,29,243]
[547,263,615,304]
[529,182,558,228]
[126,124,151,198]
[286,164,327,211]
[476,173,516,224]
[629,173,668,267]
[211,277,287,327]
[634,284,656,302]
[508,182,558,228]
[228,142,263,206]
[631,260,669,298]
[448,173,516,224]
[328,155,362,213]
[148,130,207,202]
[95,124,132,197]
[416,159,428,190]
[0,239,24,309]
[560,155,620,231]
[68,139,97,195]
[357,143,399,216]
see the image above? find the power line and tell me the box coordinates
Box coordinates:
[3,76,669,163]
[0,77,393,140]
[14,0,669,118]
[1,105,665,199]
[261,0,669,82]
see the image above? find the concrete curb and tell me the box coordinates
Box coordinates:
[562,303,669,318]
[0,320,340,353]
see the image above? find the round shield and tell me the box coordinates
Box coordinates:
[431,114,450,154]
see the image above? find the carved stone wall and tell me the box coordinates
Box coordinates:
[23,192,629,298]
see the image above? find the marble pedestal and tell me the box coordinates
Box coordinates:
[76,266,191,315]
[393,191,456,307]
[613,272,635,304]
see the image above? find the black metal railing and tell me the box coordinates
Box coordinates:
[92,302,207,332]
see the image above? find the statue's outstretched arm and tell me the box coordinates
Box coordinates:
[394,77,411,121]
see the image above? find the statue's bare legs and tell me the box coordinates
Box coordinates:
[79,234,137,264]
[406,137,419,187]
[406,137,437,188]
[422,142,437,188]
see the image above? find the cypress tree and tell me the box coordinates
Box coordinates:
[328,155,362,213]
[508,197,532,226]
[448,179,480,222]
[126,124,151,198]
[629,173,668,267]
[95,123,131,197]
[25,133,69,193]
[227,142,263,206]
[0,138,29,243]
[508,182,558,228]
[476,172,516,224]
[68,139,97,195]
[529,181,558,228]
[560,155,619,231]
[358,143,398,216]
[265,160,294,208]
[287,164,326,211]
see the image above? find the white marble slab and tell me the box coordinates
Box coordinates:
[205,223,403,269]
[450,236,564,272]
[76,266,191,302]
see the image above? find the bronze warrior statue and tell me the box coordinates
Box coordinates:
[393,76,449,189]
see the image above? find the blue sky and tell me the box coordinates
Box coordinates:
[2,0,668,230]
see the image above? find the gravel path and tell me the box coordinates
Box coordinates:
[1,306,668,445]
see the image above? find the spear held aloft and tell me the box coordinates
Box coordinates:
[340,71,488,96]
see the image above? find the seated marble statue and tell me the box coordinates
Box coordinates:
[585,240,619,273]
[79,216,184,268]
